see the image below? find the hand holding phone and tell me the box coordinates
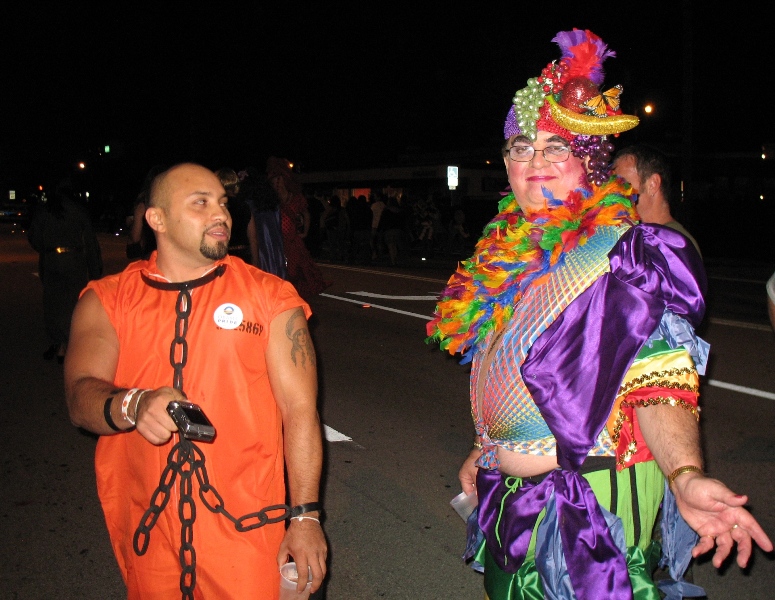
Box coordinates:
[166,400,216,442]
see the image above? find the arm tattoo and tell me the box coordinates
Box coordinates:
[285,308,315,369]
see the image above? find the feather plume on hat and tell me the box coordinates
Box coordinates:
[553,29,614,86]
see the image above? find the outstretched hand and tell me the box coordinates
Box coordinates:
[673,472,773,568]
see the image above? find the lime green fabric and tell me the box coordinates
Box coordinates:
[635,337,674,360]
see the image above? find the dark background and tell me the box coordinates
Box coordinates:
[2,3,773,260]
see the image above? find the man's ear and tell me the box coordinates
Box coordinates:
[146,206,165,233]
[646,173,661,197]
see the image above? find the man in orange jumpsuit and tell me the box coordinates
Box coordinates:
[64,163,327,599]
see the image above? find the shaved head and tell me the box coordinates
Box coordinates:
[148,162,203,211]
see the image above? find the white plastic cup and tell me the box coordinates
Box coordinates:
[279,562,312,599]
[449,490,478,522]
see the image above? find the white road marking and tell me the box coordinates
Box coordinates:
[324,425,352,442]
[318,262,447,284]
[320,293,433,320]
[707,318,772,332]
[708,275,768,285]
[346,291,439,301]
[706,380,775,401]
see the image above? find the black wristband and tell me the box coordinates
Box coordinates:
[103,396,120,432]
[289,502,322,518]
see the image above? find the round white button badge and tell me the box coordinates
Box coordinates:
[213,303,243,330]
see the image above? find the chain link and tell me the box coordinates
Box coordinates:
[170,289,190,392]
[133,280,290,599]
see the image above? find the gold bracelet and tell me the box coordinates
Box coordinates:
[667,465,703,488]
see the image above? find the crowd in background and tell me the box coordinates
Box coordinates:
[303,191,476,267]
[66,162,483,276]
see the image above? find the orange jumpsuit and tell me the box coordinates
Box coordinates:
[86,253,310,599]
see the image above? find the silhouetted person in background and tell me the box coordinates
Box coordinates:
[306,191,327,259]
[239,166,288,279]
[380,196,406,266]
[28,179,103,363]
[414,197,440,255]
[267,156,329,301]
[217,167,259,266]
[323,195,350,263]
[447,207,470,256]
[369,192,386,262]
[347,194,373,265]
[127,165,164,261]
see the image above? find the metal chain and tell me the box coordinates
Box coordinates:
[170,288,190,392]
[133,281,290,600]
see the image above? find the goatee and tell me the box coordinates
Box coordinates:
[200,240,229,260]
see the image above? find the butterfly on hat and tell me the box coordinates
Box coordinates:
[583,85,623,117]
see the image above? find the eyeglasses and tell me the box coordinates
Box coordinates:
[506,145,571,163]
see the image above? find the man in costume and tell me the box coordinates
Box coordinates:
[65,163,327,599]
[427,29,772,600]
[613,143,701,256]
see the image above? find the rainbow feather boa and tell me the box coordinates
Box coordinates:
[426,178,638,363]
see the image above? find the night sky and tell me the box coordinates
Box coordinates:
[3,4,771,198]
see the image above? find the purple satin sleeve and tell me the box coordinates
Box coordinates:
[609,223,706,329]
[523,223,706,468]
[479,224,706,598]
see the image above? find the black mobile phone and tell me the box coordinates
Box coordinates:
[166,400,216,442]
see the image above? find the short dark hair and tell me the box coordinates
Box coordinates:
[615,144,673,206]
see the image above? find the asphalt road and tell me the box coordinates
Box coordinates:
[1,224,773,599]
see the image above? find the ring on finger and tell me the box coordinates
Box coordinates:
[732,524,739,529]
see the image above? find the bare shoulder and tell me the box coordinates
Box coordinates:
[270,306,315,369]
[66,289,119,385]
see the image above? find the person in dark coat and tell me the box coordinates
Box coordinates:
[346,194,373,265]
[126,165,164,261]
[238,167,288,279]
[28,179,103,363]
[217,167,259,266]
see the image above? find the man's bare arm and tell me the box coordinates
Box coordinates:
[64,290,127,434]
[64,289,183,444]
[266,306,327,591]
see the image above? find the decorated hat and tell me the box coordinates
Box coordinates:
[503,29,638,141]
